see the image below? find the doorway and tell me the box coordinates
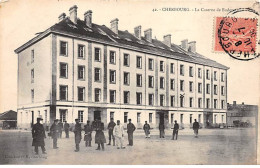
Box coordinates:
[159,112,164,124]
[94,111,101,120]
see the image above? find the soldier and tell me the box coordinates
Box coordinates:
[64,121,70,138]
[94,117,106,151]
[113,120,125,149]
[171,120,179,140]
[127,119,136,146]
[32,117,47,155]
[50,119,59,149]
[143,121,151,138]
[84,120,92,147]
[107,118,116,146]
[74,119,82,152]
[159,122,165,138]
[58,120,63,138]
[193,119,200,138]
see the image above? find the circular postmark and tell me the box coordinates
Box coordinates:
[217,8,259,61]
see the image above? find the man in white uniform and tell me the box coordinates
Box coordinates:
[113,120,126,149]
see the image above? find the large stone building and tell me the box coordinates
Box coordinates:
[15,5,228,129]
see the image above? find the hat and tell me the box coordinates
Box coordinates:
[37,117,43,121]
[54,119,59,122]
[174,120,177,122]
[75,119,79,121]
[128,119,132,121]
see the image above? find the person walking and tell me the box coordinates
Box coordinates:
[143,121,151,138]
[32,117,47,155]
[94,117,106,151]
[58,120,63,138]
[50,119,59,149]
[159,122,165,138]
[171,120,179,140]
[127,119,136,146]
[193,119,200,138]
[74,119,82,152]
[107,118,116,146]
[64,121,70,138]
[84,120,92,147]
[113,120,125,149]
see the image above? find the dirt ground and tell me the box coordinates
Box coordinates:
[0,128,257,165]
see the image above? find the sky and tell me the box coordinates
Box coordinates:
[0,0,259,113]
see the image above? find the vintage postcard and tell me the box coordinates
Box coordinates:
[0,0,259,165]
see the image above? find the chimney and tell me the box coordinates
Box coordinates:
[110,18,119,35]
[181,39,188,51]
[58,13,66,21]
[233,101,236,106]
[84,10,92,28]
[163,34,171,47]
[144,28,152,42]
[188,41,196,53]
[134,25,142,39]
[69,5,78,24]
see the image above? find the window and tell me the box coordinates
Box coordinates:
[31,69,34,83]
[198,83,202,93]
[160,61,164,72]
[124,53,130,66]
[160,94,165,106]
[221,72,225,82]
[78,87,85,101]
[136,74,142,87]
[78,44,85,58]
[180,64,184,76]
[170,96,175,107]
[206,69,210,80]
[94,88,101,102]
[60,63,68,78]
[198,68,202,78]
[94,68,101,82]
[190,114,193,124]
[94,48,101,61]
[136,56,142,68]
[110,90,116,103]
[189,97,193,107]
[189,66,193,77]
[60,85,68,101]
[221,86,225,95]
[124,72,130,85]
[124,112,128,123]
[206,84,210,94]
[60,41,68,56]
[171,114,174,124]
[110,112,114,120]
[180,80,184,91]
[78,110,84,123]
[136,92,142,105]
[148,58,154,70]
[189,81,193,92]
[44,110,47,123]
[149,113,153,123]
[170,63,174,74]
[110,70,116,84]
[170,79,175,90]
[78,65,85,80]
[221,115,224,123]
[31,50,34,63]
[148,94,154,106]
[148,76,154,88]
[124,91,130,104]
[214,85,218,95]
[214,115,217,123]
[198,98,202,108]
[180,95,184,107]
[59,109,67,122]
[110,51,116,64]
[160,77,165,89]
[214,71,217,81]
[206,98,210,108]
[221,100,225,109]
[198,114,201,123]
[214,99,217,109]
[137,113,141,123]
[31,89,34,103]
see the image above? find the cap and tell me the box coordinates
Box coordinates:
[128,119,132,121]
[75,119,79,121]
[37,117,43,121]
[174,120,177,122]
[54,119,59,122]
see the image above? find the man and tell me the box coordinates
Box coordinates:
[64,121,70,138]
[84,120,92,147]
[94,117,106,151]
[58,120,63,138]
[127,119,136,146]
[50,119,59,149]
[74,119,82,152]
[193,119,200,138]
[159,122,165,138]
[172,120,179,140]
[143,121,151,138]
[107,118,116,146]
[113,120,125,149]
[32,117,47,154]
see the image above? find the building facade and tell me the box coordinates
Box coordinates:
[15,5,228,129]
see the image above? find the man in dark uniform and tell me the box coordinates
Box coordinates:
[74,119,82,152]
[50,119,59,149]
[159,122,165,138]
[32,117,47,154]
[64,121,70,138]
[193,119,200,138]
[172,120,179,140]
[127,119,136,146]
[84,120,92,147]
[58,120,63,138]
[143,121,151,138]
[94,117,106,151]
[107,118,116,146]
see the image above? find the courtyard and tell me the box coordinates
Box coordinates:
[0,128,257,165]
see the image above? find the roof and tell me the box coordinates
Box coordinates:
[0,110,17,120]
[15,17,229,70]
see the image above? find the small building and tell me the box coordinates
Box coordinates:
[227,101,258,127]
[0,110,17,129]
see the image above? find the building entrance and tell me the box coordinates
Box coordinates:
[94,111,101,120]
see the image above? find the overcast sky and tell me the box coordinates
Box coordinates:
[0,0,259,112]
